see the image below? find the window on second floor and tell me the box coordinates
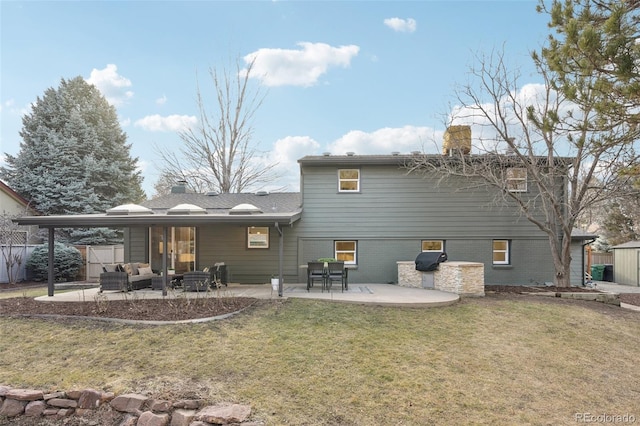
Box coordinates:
[421,240,444,252]
[338,169,360,192]
[335,240,357,264]
[506,168,527,192]
[492,239,510,265]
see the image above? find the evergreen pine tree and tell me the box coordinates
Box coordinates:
[1,76,145,244]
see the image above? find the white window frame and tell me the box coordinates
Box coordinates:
[492,240,510,265]
[338,169,360,192]
[334,240,357,265]
[506,168,527,192]
[247,226,270,249]
[421,240,444,252]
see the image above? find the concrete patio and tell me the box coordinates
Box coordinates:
[36,283,460,307]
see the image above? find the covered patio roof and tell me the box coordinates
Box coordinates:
[14,191,303,298]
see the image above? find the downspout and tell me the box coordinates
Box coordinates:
[48,227,54,297]
[275,222,283,297]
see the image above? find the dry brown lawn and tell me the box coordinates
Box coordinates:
[1,293,639,425]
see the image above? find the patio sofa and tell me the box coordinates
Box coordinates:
[99,262,157,292]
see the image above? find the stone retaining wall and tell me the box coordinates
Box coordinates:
[0,385,255,425]
[397,261,485,297]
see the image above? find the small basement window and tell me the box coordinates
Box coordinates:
[492,240,510,265]
[422,240,444,252]
[335,240,357,264]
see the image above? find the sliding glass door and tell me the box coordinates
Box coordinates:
[150,226,196,274]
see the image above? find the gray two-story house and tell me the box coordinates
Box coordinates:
[17,153,592,288]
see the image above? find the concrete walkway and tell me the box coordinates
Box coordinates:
[590,281,640,294]
[36,283,460,307]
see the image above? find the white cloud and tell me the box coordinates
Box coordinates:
[262,136,321,191]
[134,114,197,132]
[327,125,436,155]
[243,42,360,87]
[384,17,417,33]
[156,95,168,106]
[85,64,134,106]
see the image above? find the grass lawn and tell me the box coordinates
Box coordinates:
[1,296,639,425]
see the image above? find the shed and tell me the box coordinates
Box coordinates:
[611,241,640,287]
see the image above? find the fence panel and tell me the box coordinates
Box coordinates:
[85,245,124,281]
[592,253,613,265]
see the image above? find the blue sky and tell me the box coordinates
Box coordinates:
[1,1,550,196]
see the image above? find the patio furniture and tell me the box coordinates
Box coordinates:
[326,261,347,292]
[100,270,155,292]
[307,261,327,292]
[182,271,210,292]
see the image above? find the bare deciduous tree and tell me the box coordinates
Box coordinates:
[0,213,27,284]
[156,58,279,195]
[409,45,639,287]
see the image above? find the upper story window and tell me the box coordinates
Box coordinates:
[338,169,360,192]
[421,240,444,252]
[506,168,527,192]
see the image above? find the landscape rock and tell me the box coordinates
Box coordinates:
[48,397,78,408]
[195,404,251,424]
[78,388,103,409]
[6,388,44,401]
[119,413,138,426]
[0,385,10,397]
[66,389,83,399]
[24,400,46,417]
[111,393,149,413]
[0,398,27,416]
[169,408,196,426]
[137,410,169,426]
[148,399,172,412]
[43,391,66,400]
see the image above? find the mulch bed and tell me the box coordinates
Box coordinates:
[0,296,258,322]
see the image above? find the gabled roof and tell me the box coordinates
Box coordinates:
[0,180,34,211]
[611,241,640,249]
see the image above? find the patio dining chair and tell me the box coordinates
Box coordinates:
[326,261,346,292]
[182,271,210,292]
[307,261,327,292]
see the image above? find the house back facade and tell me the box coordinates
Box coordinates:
[117,153,587,286]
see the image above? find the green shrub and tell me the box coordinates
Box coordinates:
[26,242,83,282]
[317,257,337,262]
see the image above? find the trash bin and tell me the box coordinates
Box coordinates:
[603,264,614,282]
[591,264,605,281]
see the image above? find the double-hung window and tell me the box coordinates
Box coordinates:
[338,169,360,192]
[506,168,527,192]
[492,240,510,265]
[335,240,357,264]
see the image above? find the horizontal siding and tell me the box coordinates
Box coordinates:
[125,227,149,263]
[298,237,557,285]
[298,165,548,239]
[198,224,299,284]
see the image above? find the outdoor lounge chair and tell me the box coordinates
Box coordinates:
[326,261,346,292]
[182,271,210,292]
[307,261,326,292]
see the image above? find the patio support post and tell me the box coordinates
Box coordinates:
[162,226,168,296]
[276,222,283,297]
[48,227,54,297]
